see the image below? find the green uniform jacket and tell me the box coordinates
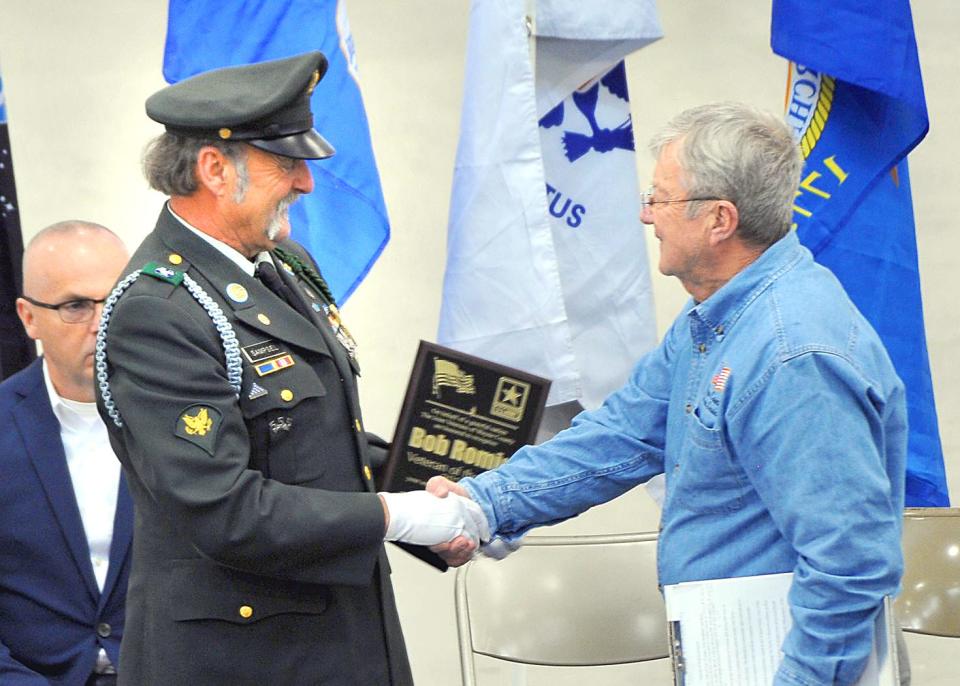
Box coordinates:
[97,206,413,685]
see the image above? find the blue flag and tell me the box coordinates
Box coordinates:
[0,71,37,380]
[163,0,389,303]
[773,0,948,506]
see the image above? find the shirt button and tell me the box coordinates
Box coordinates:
[97,622,112,638]
[239,605,254,619]
[685,403,693,414]
[697,343,706,353]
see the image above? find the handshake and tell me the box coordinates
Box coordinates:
[378,478,518,567]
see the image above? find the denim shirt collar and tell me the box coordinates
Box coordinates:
[686,231,805,341]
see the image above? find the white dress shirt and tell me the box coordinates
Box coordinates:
[42,360,121,592]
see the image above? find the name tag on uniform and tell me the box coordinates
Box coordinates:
[241,340,286,364]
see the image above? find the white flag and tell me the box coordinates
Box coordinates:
[438,0,662,409]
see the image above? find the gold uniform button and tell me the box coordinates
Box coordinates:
[168,253,183,265]
[257,313,271,325]
[280,389,294,402]
[354,419,362,432]
[363,465,373,481]
[239,605,253,619]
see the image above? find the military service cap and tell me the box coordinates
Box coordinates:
[145,51,335,160]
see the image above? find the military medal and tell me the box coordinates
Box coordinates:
[326,304,358,360]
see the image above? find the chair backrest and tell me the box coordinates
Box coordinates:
[455,532,668,686]
[896,507,960,637]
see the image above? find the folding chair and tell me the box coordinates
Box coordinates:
[895,507,960,685]
[897,507,960,637]
[455,532,669,685]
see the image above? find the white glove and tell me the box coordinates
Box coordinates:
[380,491,491,546]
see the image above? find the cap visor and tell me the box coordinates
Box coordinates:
[248,129,335,160]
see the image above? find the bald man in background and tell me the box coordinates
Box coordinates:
[0,221,132,685]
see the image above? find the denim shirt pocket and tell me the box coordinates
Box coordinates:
[675,397,748,514]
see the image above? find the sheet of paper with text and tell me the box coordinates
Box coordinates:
[664,572,897,686]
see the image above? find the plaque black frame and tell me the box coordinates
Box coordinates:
[381,341,551,492]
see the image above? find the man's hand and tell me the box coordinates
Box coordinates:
[424,476,520,567]
[427,476,474,567]
[426,475,470,499]
[379,490,489,546]
[425,477,478,566]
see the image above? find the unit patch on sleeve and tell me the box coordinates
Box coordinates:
[175,404,223,455]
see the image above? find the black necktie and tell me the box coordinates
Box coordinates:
[256,260,315,321]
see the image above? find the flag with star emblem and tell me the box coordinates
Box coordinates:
[0,68,36,380]
[773,0,948,505]
[438,0,662,410]
[162,0,389,303]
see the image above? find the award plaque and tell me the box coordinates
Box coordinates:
[381,341,551,491]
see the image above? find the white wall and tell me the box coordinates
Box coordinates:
[1,2,957,684]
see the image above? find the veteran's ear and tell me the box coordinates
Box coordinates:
[194,146,235,199]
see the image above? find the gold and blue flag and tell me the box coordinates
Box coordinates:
[162,0,389,304]
[773,0,948,505]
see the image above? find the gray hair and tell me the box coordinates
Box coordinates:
[142,132,248,197]
[649,102,803,247]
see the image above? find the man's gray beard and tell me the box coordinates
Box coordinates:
[266,194,298,241]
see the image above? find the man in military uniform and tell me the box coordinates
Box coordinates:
[96,52,483,685]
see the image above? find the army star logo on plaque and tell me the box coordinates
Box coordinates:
[490,377,531,422]
[175,404,223,455]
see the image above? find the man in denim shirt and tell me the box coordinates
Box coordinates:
[429,102,907,685]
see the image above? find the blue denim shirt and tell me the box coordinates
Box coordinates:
[461,232,906,686]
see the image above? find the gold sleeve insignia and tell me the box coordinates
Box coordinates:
[175,404,223,455]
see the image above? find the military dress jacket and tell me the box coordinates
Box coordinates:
[0,359,132,685]
[97,207,412,685]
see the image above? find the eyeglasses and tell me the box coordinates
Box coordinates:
[21,295,107,323]
[641,185,724,210]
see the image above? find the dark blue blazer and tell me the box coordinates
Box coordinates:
[0,359,132,685]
